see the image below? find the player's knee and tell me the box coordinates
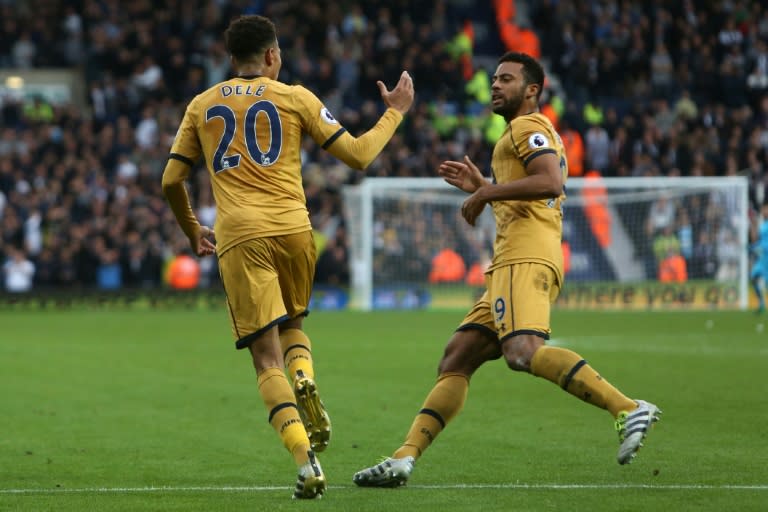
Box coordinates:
[502,335,544,372]
[437,344,466,374]
[279,317,303,332]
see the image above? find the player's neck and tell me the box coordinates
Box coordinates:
[237,66,264,78]
[513,104,539,121]
[234,56,268,77]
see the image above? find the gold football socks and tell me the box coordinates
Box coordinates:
[280,329,331,452]
[257,367,311,464]
[280,329,314,380]
[393,372,469,459]
[530,345,636,417]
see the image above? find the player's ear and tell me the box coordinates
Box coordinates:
[265,46,277,66]
[526,83,540,100]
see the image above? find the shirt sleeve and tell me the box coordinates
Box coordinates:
[168,97,202,167]
[162,98,202,238]
[509,115,559,171]
[294,85,403,170]
[294,85,350,150]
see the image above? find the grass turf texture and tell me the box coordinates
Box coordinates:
[1,309,766,511]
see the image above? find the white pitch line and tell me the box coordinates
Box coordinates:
[1,483,767,494]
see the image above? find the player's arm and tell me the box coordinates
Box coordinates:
[161,103,215,257]
[459,153,562,226]
[161,157,199,239]
[459,117,563,225]
[475,152,563,201]
[161,158,216,257]
[323,108,403,170]
[458,116,564,200]
[303,71,414,170]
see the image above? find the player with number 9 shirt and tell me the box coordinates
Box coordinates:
[353,52,660,489]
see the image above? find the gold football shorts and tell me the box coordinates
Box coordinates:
[459,262,560,342]
[218,230,316,349]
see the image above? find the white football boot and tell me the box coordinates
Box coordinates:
[353,456,415,487]
[615,400,662,464]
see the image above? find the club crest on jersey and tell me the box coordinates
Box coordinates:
[528,133,549,149]
[320,107,338,125]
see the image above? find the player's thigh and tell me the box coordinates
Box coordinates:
[443,290,503,371]
[488,263,560,342]
[274,230,316,319]
[457,288,496,337]
[219,239,288,347]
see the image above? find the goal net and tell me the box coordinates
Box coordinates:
[342,176,750,311]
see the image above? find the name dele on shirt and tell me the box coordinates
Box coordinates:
[220,84,267,97]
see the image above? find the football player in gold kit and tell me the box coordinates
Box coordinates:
[353,52,660,487]
[162,15,413,499]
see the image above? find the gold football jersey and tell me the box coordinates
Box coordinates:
[169,76,349,255]
[487,112,567,284]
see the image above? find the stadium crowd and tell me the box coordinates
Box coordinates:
[1,0,767,292]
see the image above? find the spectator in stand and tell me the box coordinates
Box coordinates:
[652,225,681,277]
[677,208,694,263]
[691,230,718,279]
[646,193,677,237]
[315,226,350,287]
[674,90,699,122]
[585,123,611,173]
[428,245,467,284]
[560,118,585,177]
[716,228,743,282]
[658,248,688,283]
[3,246,35,292]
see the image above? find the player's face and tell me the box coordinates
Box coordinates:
[491,61,527,119]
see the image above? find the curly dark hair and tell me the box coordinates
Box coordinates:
[224,15,277,61]
[498,52,545,100]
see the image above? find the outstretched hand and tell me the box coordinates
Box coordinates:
[190,225,216,257]
[438,156,489,226]
[438,155,487,194]
[377,71,414,114]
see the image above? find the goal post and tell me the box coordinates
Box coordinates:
[342,176,750,311]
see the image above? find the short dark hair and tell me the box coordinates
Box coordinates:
[224,15,277,61]
[498,52,545,100]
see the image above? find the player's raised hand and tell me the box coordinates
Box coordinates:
[438,155,487,194]
[377,71,414,114]
[190,225,216,257]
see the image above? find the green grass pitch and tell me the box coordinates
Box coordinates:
[1,308,767,511]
